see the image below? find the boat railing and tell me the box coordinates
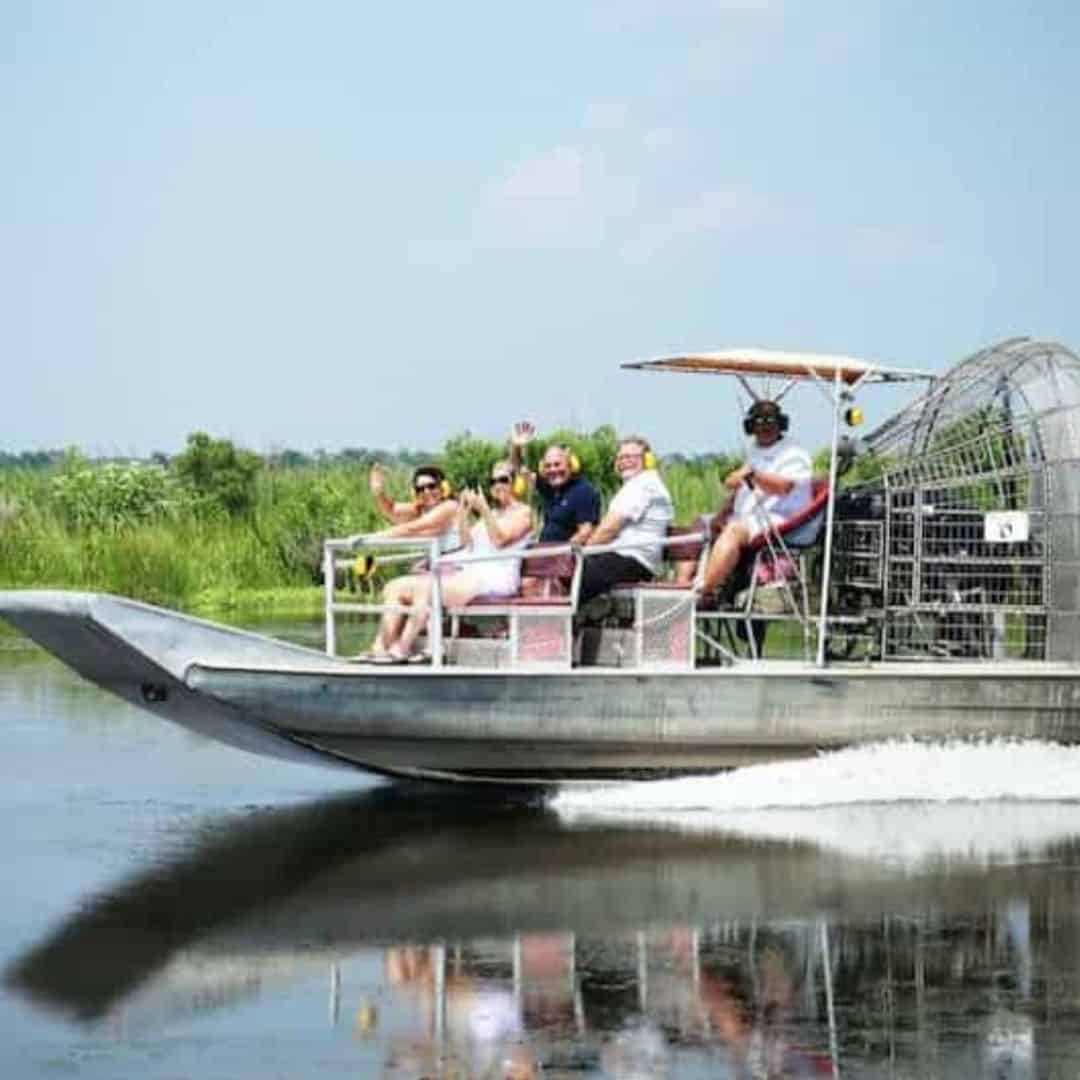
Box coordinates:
[322,534,443,659]
[323,535,586,665]
[322,532,707,667]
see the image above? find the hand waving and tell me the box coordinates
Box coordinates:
[510,420,536,448]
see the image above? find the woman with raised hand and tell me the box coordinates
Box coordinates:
[370,460,533,663]
[368,462,460,546]
[362,463,461,662]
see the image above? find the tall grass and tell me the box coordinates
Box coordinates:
[664,459,737,521]
[0,464,383,613]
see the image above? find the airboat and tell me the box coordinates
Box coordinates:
[4,337,1080,784]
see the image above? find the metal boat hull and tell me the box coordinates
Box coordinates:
[4,590,1080,784]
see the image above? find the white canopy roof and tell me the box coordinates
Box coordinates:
[622,348,933,386]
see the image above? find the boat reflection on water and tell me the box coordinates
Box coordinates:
[8,786,1080,1078]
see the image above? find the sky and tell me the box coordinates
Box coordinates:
[4,1,1079,457]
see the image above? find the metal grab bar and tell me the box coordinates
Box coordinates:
[326,531,704,564]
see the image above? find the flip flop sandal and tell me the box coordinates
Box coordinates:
[371,652,400,665]
[406,651,431,665]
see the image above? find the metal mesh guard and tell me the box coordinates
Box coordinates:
[517,612,571,664]
[641,593,693,665]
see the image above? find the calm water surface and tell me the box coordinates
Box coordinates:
[3,629,1080,1078]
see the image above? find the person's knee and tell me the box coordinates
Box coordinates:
[439,584,468,608]
[384,577,409,599]
[720,521,751,549]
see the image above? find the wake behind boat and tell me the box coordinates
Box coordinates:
[4,337,1080,784]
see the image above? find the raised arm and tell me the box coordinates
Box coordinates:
[369,463,417,524]
[508,421,537,483]
[471,489,533,547]
[377,498,459,539]
[455,494,472,546]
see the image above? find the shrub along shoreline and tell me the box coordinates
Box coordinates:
[1,428,847,617]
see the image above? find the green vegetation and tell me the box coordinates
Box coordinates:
[0,442,381,614]
[0,428,857,616]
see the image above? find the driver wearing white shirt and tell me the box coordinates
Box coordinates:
[700,400,812,595]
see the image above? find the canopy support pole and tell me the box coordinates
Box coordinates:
[816,367,843,667]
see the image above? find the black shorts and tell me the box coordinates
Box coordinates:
[578,552,653,606]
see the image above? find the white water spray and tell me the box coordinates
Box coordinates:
[553,739,1080,866]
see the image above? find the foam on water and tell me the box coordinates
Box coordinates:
[552,739,1080,866]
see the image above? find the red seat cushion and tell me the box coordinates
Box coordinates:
[466,595,572,608]
[747,477,831,551]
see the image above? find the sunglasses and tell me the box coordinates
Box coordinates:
[414,481,438,494]
[490,475,513,485]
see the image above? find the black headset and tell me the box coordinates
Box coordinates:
[743,400,789,435]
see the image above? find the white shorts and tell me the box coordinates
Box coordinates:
[739,508,786,542]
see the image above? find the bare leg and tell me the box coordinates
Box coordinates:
[394,572,486,658]
[393,577,434,658]
[675,560,697,586]
[701,520,752,594]
[376,575,423,652]
[680,508,732,587]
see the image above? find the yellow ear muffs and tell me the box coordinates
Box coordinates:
[512,474,528,498]
[440,479,453,499]
[568,452,581,475]
[352,553,378,581]
[644,450,657,470]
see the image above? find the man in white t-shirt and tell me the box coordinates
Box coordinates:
[579,435,674,605]
[699,400,812,595]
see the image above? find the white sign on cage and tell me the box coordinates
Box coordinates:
[984,511,1030,543]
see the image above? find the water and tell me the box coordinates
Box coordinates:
[4,636,1080,1078]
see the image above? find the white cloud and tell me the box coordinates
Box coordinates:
[673,186,785,233]
[625,185,787,260]
[491,146,591,244]
[500,146,585,203]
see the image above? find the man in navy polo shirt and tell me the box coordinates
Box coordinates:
[536,446,601,543]
[510,423,601,595]
[510,422,601,543]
